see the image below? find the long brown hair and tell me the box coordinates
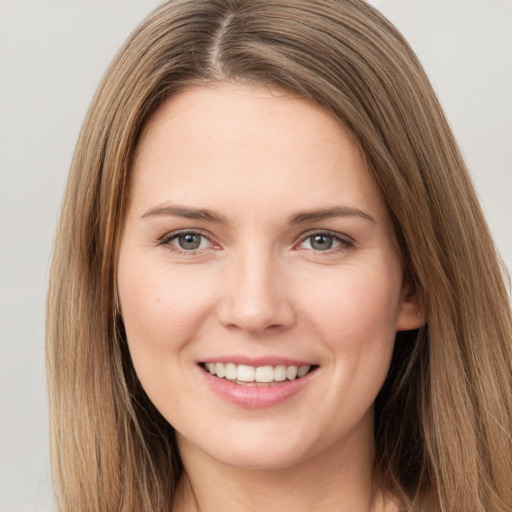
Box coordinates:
[46,1,512,510]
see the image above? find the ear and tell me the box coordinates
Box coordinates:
[395,279,425,331]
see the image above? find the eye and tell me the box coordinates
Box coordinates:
[174,233,206,250]
[306,234,338,251]
[298,232,353,252]
[160,230,215,253]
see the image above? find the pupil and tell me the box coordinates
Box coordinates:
[179,234,201,250]
[311,234,333,250]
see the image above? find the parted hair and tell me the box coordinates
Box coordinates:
[46,1,512,510]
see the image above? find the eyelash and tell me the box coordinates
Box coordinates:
[158,229,354,255]
[158,229,216,256]
[295,230,354,254]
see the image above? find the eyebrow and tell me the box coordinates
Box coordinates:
[141,203,226,223]
[141,202,375,225]
[288,206,376,224]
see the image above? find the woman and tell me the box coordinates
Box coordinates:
[46,1,512,511]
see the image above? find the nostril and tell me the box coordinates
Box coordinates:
[216,297,297,334]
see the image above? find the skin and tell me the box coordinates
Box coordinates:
[117,83,423,512]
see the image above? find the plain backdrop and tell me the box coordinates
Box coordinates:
[0,1,510,510]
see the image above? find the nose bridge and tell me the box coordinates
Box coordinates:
[217,242,295,333]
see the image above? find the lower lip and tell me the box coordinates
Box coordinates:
[200,367,316,408]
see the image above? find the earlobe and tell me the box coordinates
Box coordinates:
[395,281,426,331]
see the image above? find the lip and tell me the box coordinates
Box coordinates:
[200,355,314,367]
[198,361,318,408]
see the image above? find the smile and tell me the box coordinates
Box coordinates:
[202,362,313,385]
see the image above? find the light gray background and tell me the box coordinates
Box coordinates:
[1,1,510,510]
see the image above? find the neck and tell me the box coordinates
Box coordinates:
[171,420,398,512]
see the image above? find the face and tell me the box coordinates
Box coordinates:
[117,83,421,471]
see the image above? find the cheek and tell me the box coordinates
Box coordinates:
[117,255,219,424]
[117,254,216,366]
[301,261,402,400]
[298,266,400,433]
[303,264,401,343]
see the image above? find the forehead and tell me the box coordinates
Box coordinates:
[130,83,385,220]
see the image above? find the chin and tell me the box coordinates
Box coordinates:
[233,444,307,469]
[211,447,309,472]
[177,426,315,471]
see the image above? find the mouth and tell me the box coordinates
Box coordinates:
[200,362,318,386]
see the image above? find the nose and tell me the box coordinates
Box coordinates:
[216,248,296,334]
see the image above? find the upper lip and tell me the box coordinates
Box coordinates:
[199,355,316,367]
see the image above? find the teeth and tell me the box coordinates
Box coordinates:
[237,364,255,382]
[204,362,312,383]
[255,365,274,383]
[286,365,298,380]
[225,362,237,380]
[215,362,226,378]
[298,365,310,378]
[274,365,287,382]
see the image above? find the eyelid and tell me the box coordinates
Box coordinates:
[158,228,220,251]
[294,229,355,251]
[157,228,354,254]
